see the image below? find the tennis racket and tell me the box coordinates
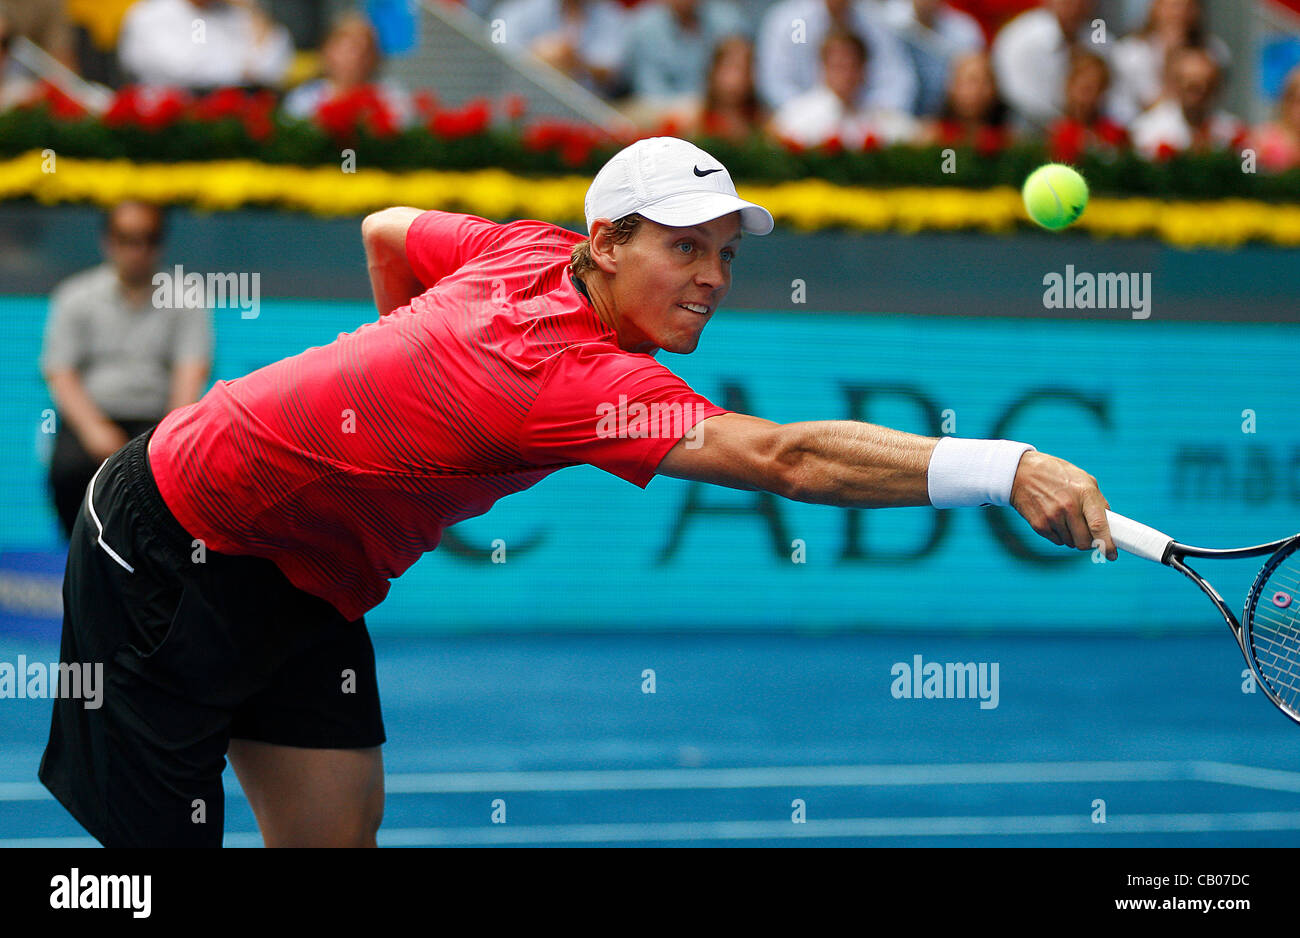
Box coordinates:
[1105,510,1300,725]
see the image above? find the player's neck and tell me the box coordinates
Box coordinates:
[580,270,658,355]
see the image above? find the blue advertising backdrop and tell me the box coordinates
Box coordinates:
[1,295,1294,634]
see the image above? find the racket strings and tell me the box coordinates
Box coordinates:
[1250,563,1300,713]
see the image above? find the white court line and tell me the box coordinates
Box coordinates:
[1190,762,1300,794]
[369,810,1300,845]
[5,761,1300,802]
[7,811,1300,848]
[0,835,98,848]
[381,761,1191,793]
[0,783,47,801]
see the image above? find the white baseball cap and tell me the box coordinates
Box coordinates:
[584,137,774,237]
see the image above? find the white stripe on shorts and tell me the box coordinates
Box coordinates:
[85,459,134,573]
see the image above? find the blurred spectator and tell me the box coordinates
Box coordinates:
[40,203,212,540]
[769,29,918,148]
[991,0,1110,130]
[0,13,39,110]
[916,49,1012,147]
[1248,63,1300,173]
[1108,0,1229,127]
[688,34,766,140]
[881,0,985,117]
[626,0,745,114]
[0,0,76,70]
[1047,49,1127,159]
[118,0,294,90]
[755,0,918,114]
[1130,45,1244,157]
[489,0,629,99]
[283,11,412,127]
[66,0,137,86]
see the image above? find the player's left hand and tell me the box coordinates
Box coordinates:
[1010,451,1117,560]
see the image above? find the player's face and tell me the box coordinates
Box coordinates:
[607,213,741,355]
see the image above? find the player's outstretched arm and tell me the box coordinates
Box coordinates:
[656,413,1115,558]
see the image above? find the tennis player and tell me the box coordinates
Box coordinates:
[40,136,1116,847]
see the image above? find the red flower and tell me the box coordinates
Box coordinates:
[428,98,490,140]
[242,90,277,141]
[936,120,963,146]
[560,135,594,166]
[1049,120,1085,163]
[1153,141,1178,161]
[364,102,398,137]
[860,132,880,152]
[1096,119,1128,148]
[503,93,527,122]
[974,125,1006,156]
[315,86,400,139]
[412,90,440,120]
[30,80,88,120]
[522,120,564,152]
[104,86,190,131]
[461,98,491,135]
[820,134,844,155]
[190,86,248,122]
[654,115,683,138]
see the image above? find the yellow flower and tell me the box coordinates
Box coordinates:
[3,151,1299,248]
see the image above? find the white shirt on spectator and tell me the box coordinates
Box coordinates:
[490,0,628,77]
[770,84,918,147]
[1129,97,1245,157]
[991,7,1110,129]
[627,0,747,102]
[1108,31,1231,127]
[755,0,919,114]
[118,0,294,89]
[880,0,985,116]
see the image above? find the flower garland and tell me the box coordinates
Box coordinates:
[4,150,1299,248]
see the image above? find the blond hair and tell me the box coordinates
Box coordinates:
[569,214,643,278]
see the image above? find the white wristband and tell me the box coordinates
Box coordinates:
[927,437,1036,509]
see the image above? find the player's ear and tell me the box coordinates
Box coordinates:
[588,219,619,275]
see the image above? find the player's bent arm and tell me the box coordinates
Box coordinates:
[361,206,425,317]
[656,414,936,508]
[167,359,209,412]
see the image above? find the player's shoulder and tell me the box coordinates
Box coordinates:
[498,217,584,241]
[483,218,585,259]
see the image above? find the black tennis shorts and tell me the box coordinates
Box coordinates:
[38,427,386,847]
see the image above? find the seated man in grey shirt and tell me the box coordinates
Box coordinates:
[40,202,212,539]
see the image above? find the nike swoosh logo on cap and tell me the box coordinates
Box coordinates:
[693,166,723,177]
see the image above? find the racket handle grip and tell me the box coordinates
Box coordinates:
[1105,510,1173,564]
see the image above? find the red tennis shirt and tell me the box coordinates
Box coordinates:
[148,210,728,621]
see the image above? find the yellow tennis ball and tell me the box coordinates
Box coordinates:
[1022,164,1089,231]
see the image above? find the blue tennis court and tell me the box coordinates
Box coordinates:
[3,631,1298,847]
